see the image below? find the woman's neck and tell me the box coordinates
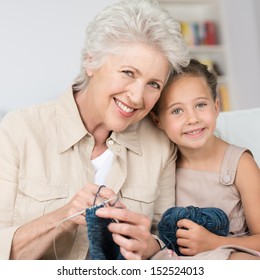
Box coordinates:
[74,89,111,159]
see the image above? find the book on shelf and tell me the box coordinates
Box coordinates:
[193,59,230,112]
[218,84,230,112]
[204,20,218,45]
[181,22,194,45]
[180,20,218,46]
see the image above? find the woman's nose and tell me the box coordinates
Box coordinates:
[127,81,144,105]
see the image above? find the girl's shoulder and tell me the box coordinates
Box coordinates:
[220,143,255,186]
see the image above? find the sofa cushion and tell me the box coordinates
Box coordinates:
[216,107,260,166]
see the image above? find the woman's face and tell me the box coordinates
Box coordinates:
[85,43,170,132]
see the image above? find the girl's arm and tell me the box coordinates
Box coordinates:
[176,152,260,255]
[229,151,260,251]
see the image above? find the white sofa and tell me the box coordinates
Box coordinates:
[217,107,260,166]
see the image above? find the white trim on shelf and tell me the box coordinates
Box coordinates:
[188,45,225,53]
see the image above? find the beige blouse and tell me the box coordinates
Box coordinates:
[0,87,177,259]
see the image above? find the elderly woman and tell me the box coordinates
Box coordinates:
[0,0,189,260]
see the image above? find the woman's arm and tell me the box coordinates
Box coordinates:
[10,184,119,259]
[10,207,76,259]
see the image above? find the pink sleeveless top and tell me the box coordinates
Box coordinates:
[176,144,249,237]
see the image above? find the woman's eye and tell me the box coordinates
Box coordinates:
[148,81,160,90]
[122,70,134,77]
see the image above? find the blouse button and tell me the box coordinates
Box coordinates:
[222,174,231,184]
[107,139,114,146]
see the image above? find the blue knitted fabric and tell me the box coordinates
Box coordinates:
[85,204,125,260]
[158,206,229,256]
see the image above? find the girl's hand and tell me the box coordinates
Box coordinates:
[176,219,220,256]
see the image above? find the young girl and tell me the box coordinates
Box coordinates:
[151,59,260,260]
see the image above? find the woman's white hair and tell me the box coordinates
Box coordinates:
[73,0,189,91]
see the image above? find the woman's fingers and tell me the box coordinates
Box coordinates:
[120,245,142,260]
[59,184,125,230]
[96,207,149,226]
[89,184,125,209]
[96,207,151,259]
[112,232,142,259]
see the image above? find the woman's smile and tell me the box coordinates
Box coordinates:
[114,98,136,116]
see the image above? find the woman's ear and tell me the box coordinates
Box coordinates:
[84,55,94,77]
[86,69,93,77]
[150,111,163,130]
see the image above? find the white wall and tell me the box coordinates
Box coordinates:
[0,0,117,117]
[1,0,260,117]
[220,0,260,110]
[254,0,260,48]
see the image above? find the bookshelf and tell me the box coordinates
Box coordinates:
[158,0,230,111]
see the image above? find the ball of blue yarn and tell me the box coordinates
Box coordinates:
[158,206,230,256]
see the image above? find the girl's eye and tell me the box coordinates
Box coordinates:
[122,70,134,77]
[172,108,183,115]
[148,81,160,90]
[196,102,207,108]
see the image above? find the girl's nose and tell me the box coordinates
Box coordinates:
[186,110,199,125]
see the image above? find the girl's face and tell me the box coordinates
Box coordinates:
[85,43,170,132]
[153,75,220,150]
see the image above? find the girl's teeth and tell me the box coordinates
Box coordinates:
[187,129,202,135]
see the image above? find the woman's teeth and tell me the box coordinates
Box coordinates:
[115,99,134,113]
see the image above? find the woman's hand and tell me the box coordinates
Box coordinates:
[59,184,123,229]
[176,219,220,256]
[10,184,122,259]
[96,206,158,260]
[58,184,158,260]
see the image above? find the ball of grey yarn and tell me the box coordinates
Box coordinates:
[158,206,230,256]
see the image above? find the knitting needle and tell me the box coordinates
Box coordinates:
[73,195,119,217]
